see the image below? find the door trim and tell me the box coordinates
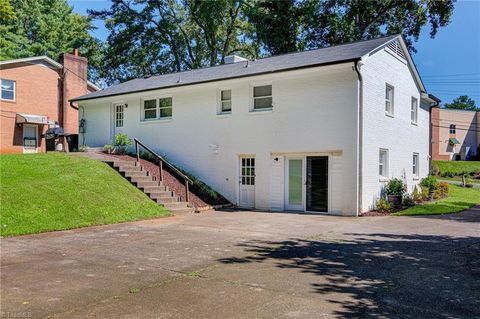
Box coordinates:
[237,155,256,208]
[305,155,330,213]
[284,157,305,211]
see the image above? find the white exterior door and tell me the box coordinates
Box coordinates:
[239,156,255,208]
[284,158,304,211]
[23,124,38,154]
[113,103,125,137]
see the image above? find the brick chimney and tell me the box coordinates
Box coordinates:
[60,49,88,135]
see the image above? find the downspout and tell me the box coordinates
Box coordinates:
[354,60,363,215]
[428,97,440,173]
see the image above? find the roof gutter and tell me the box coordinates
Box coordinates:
[354,60,363,215]
[70,58,359,103]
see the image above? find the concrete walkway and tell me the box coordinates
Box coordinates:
[1,208,479,318]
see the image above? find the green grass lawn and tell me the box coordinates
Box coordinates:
[394,185,480,216]
[0,153,170,237]
[437,176,480,184]
[433,160,480,176]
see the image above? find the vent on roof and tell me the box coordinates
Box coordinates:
[225,55,248,64]
[386,40,405,60]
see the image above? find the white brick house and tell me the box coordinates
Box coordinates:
[71,35,438,216]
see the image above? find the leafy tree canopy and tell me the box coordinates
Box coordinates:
[93,0,454,84]
[444,95,478,111]
[0,0,100,79]
[89,0,258,85]
[248,0,454,54]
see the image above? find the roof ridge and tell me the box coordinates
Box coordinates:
[142,34,400,80]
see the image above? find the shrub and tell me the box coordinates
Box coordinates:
[436,182,449,198]
[375,198,392,213]
[402,194,415,207]
[412,186,422,202]
[114,133,132,155]
[421,187,430,201]
[420,175,438,192]
[385,178,406,196]
[103,144,114,154]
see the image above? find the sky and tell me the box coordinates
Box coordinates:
[68,0,480,105]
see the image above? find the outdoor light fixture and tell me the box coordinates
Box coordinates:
[209,144,219,154]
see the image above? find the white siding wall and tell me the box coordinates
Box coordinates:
[361,49,430,211]
[80,64,359,215]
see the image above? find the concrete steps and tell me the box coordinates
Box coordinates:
[110,159,194,213]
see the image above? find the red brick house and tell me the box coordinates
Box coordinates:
[0,50,98,153]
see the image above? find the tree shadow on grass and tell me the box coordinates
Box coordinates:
[218,233,480,318]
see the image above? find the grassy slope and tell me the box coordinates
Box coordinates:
[394,185,480,216]
[433,160,480,176]
[0,153,170,236]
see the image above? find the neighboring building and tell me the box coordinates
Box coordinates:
[71,35,438,215]
[0,51,98,154]
[431,107,480,161]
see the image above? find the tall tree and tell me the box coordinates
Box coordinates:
[303,0,455,53]
[444,95,478,111]
[245,0,454,54]
[0,0,99,64]
[244,0,302,55]
[90,0,257,85]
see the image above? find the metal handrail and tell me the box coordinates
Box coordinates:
[134,138,193,202]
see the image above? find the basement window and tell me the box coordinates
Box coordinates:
[379,149,389,178]
[413,153,419,177]
[1,79,15,101]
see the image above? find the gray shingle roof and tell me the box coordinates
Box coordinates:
[72,35,398,102]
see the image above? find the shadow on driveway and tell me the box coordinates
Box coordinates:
[219,233,480,318]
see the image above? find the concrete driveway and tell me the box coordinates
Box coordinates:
[1,208,479,319]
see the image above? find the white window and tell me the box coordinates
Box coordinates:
[449,124,456,134]
[253,85,272,110]
[379,149,389,177]
[413,153,419,177]
[159,97,172,118]
[1,79,15,101]
[411,97,418,124]
[385,84,394,116]
[220,89,232,113]
[141,97,172,121]
[143,99,157,120]
[115,104,124,127]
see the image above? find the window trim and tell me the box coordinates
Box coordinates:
[250,83,273,112]
[411,97,418,124]
[158,96,173,119]
[413,153,419,178]
[449,124,456,134]
[385,84,394,116]
[379,148,389,179]
[142,98,158,121]
[114,103,125,128]
[1,78,16,102]
[217,88,232,115]
[140,95,173,122]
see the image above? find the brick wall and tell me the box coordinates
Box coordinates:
[61,52,89,135]
[0,63,61,153]
[0,52,92,154]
